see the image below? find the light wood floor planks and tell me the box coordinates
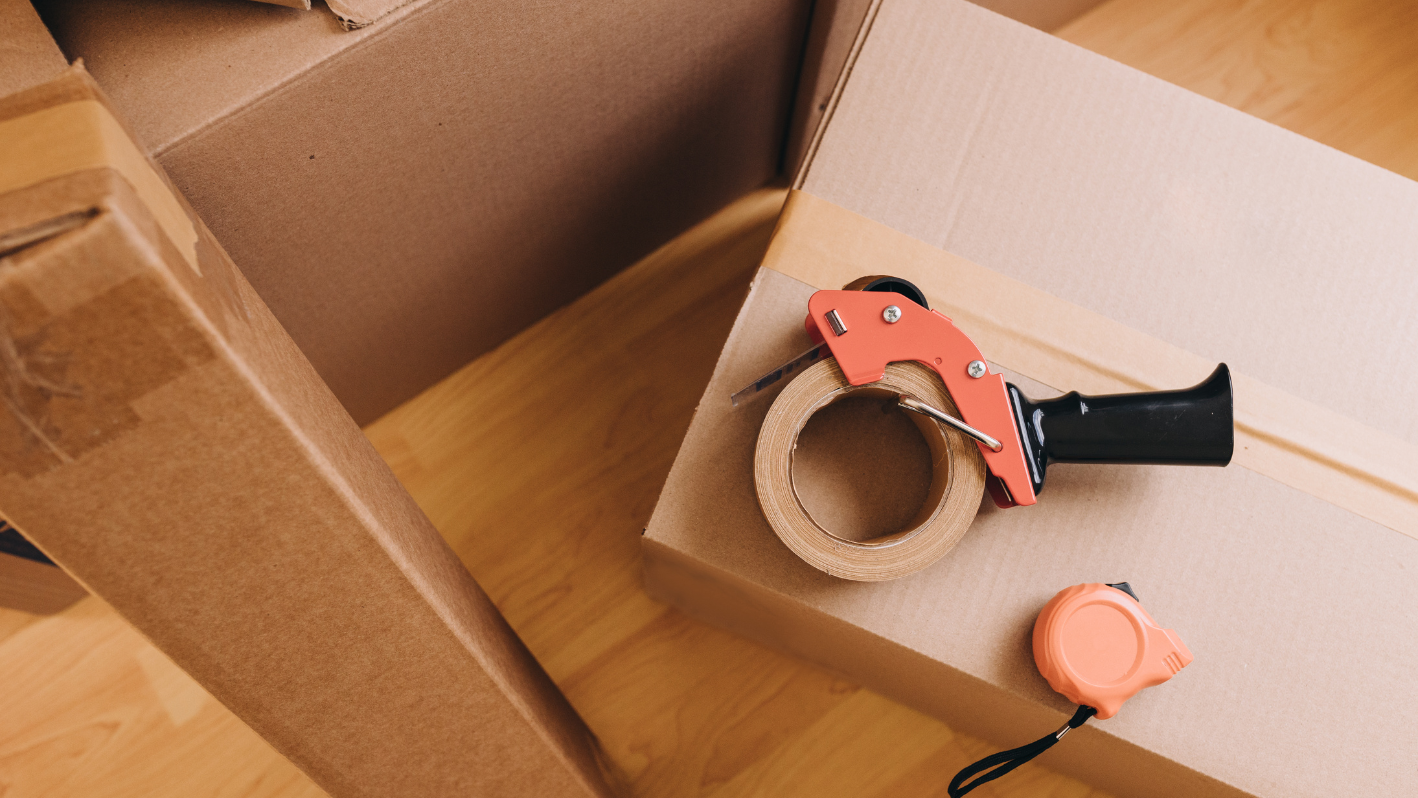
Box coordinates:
[1057,0,1418,181]
[3,0,1416,794]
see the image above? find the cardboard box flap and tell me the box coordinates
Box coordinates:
[327,0,409,29]
[36,3,394,154]
[799,0,1418,448]
[39,0,810,424]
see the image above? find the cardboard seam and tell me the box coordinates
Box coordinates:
[148,0,446,158]
[325,0,415,30]
[791,0,883,190]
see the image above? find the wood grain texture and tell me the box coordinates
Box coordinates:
[3,0,1416,794]
[362,187,1107,798]
[1057,0,1418,182]
[0,598,321,798]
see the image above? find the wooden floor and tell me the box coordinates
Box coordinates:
[4,0,1416,794]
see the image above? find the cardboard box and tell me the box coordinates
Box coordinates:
[0,0,85,614]
[0,66,615,797]
[644,2,1418,797]
[0,0,64,96]
[783,0,1107,175]
[32,0,813,424]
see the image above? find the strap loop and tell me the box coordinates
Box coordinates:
[947,705,1097,797]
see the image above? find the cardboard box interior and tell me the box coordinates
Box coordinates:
[30,0,1106,426]
[30,0,813,425]
[644,2,1418,797]
[0,66,615,797]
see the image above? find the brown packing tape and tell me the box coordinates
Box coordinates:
[756,359,985,580]
[0,99,198,273]
[763,190,1418,543]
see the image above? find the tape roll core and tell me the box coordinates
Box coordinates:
[755,358,987,581]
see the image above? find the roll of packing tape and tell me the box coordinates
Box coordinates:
[755,358,987,581]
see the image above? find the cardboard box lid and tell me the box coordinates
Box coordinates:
[646,2,1418,796]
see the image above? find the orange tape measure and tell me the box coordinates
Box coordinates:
[949,582,1191,796]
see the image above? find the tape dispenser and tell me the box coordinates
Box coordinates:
[740,275,1234,580]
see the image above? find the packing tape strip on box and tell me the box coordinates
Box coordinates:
[762,190,1418,543]
[0,94,199,272]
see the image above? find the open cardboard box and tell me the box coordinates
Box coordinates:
[644,2,1418,797]
[29,0,1106,426]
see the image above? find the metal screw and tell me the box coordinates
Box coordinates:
[882,305,902,323]
[967,360,987,379]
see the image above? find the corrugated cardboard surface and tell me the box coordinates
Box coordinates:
[0,0,64,101]
[34,0,812,424]
[799,0,1418,441]
[0,0,84,613]
[783,0,1109,176]
[0,68,614,798]
[645,2,1418,796]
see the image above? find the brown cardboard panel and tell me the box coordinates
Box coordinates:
[34,0,812,424]
[0,0,65,97]
[0,0,84,614]
[784,0,1109,176]
[646,267,1418,798]
[0,67,615,798]
[646,2,1418,796]
[798,0,1418,446]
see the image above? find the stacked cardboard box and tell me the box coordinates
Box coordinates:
[645,2,1418,797]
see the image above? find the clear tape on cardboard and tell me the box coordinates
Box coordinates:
[763,190,1418,543]
[0,99,199,274]
[755,359,986,580]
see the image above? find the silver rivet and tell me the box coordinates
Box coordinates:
[967,360,987,378]
[882,305,901,323]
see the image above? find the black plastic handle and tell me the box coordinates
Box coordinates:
[1007,364,1233,496]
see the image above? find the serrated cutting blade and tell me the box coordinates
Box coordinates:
[729,344,826,407]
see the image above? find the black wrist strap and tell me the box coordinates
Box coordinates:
[947,705,1097,797]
